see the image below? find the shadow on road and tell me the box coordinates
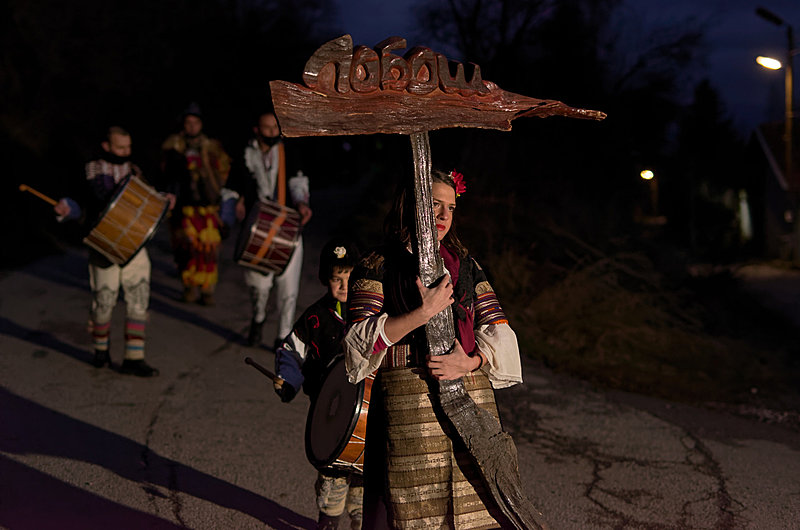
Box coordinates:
[0,455,185,530]
[147,291,246,346]
[17,250,89,292]
[0,388,315,529]
[0,316,92,365]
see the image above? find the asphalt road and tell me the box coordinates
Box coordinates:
[1,209,799,529]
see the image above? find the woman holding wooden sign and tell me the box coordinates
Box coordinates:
[343,169,524,528]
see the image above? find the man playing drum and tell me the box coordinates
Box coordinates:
[272,238,362,530]
[55,126,174,377]
[222,110,312,349]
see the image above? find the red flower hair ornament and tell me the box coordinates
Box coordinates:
[449,170,467,197]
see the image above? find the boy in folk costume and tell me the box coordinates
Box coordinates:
[272,238,363,530]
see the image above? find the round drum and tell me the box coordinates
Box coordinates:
[305,356,373,474]
[83,175,169,266]
[234,199,301,275]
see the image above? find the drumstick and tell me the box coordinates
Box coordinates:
[244,356,278,382]
[18,184,58,206]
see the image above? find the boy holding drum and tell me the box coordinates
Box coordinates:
[272,237,363,530]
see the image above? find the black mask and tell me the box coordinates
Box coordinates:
[103,152,131,165]
[259,134,280,147]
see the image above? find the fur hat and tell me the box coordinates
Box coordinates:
[182,102,203,119]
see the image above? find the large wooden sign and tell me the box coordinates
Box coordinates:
[270,35,605,137]
[269,34,604,529]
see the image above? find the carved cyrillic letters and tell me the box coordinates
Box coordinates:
[303,35,491,98]
[378,37,411,92]
[302,35,352,94]
[273,34,606,137]
[438,57,488,96]
[351,46,380,93]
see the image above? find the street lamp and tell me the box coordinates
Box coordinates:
[756,6,797,259]
[756,7,794,184]
[640,169,657,215]
[756,56,782,70]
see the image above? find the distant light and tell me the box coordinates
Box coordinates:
[756,56,782,70]
[640,170,654,180]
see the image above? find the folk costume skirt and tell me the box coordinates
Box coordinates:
[365,366,505,529]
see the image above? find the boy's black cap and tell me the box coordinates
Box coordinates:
[319,238,359,285]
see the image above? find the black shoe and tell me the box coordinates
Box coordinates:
[247,319,265,347]
[91,350,111,368]
[317,513,340,530]
[120,359,160,377]
[182,286,198,303]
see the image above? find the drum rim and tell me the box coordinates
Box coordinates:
[233,198,302,276]
[304,357,366,471]
[233,199,266,264]
[83,175,169,266]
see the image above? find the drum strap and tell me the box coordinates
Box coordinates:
[277,143,286,206]
[251,207,289,265]
[247,143,289,267]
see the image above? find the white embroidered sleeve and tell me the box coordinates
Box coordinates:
[343,313,389,384]
[475,323,523,389]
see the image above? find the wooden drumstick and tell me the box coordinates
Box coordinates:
[18,184,58,206]
[244,356,279,382]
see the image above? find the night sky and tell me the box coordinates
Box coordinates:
[335,0,800,134]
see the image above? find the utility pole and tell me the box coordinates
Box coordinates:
[757,7,797,261]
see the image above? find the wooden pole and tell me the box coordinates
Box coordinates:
[410,131,548,529]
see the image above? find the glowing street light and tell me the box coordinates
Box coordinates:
[756,56,782,70]
[639,169,658,215]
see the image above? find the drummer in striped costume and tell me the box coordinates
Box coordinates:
[343,169,523,529]
[55,126,175,377]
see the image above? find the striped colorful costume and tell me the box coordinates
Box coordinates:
[161,132,230,295]
[89,249,150,361]
[344,243,523,529]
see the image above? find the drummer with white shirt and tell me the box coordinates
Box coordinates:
[221,110,312,350]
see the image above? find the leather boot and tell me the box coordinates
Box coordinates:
[120,359,160,377]
[200,289,215,306]
[317,513,340,530]
[182,286,198,303]
[247,318,265,347]
[91,349,111,368]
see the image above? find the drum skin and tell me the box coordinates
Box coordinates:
[234,199,301,275]
[305,356,373,474]
[83,176,169,266]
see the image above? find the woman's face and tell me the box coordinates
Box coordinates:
[432,181,456,241]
